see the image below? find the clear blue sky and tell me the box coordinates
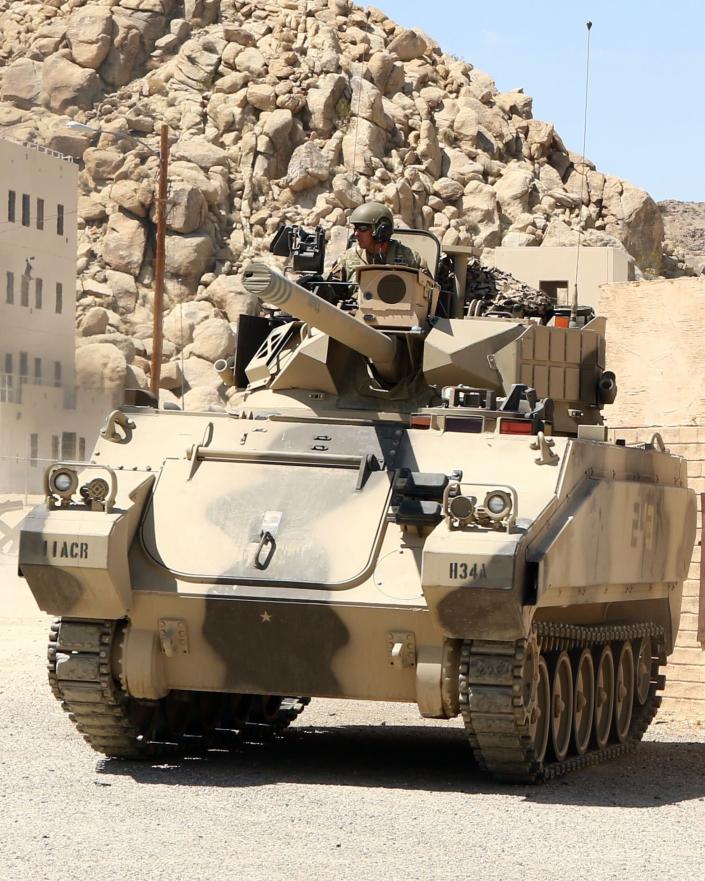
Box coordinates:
[377,0,705,202]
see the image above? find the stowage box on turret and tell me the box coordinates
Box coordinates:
[19,228,696,782]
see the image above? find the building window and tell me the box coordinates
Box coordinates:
[30,433,39,467]
[35,278,42,309]
[54,361,62,387]
[55,282,63,314]
[34,357,42,380]
[4,353,12,375]
[539,281,569,305]
[6,271,13,304]
[20,275,29,307]
[8,190,15,222]
[79,437,86,460]
[19,351,28,381]
[61,432,76,460]
[57,204,64,236]
[21,193,30,227]
[36,198,44,231]
[51,435,59,459]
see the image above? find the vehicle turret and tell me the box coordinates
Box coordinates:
[242,262,401,382]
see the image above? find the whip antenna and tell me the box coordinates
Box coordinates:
[572,20,592,325]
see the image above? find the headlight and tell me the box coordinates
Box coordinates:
[448,494,476,523]
[49,467,78,500]
[81,477,110,503]
[483,490,512,521]
[54,472,72,492]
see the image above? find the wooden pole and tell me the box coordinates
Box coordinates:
[150,123,169,398]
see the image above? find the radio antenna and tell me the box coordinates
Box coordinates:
[572,20,593,325]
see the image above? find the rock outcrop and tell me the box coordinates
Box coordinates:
[659,201,705,277]
[0,0,669,408]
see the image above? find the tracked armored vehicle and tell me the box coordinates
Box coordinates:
[19,228,696,782]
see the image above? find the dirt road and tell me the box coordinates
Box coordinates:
[2,557,704,881]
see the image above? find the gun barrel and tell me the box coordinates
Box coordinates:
[242,262,400,381]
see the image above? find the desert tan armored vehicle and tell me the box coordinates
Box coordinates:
[19,227,696,782]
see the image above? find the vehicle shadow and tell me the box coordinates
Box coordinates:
[96,722,705,806]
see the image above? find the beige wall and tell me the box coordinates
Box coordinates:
[600,276,705,719]
[492,246,633,311]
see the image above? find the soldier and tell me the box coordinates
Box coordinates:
[332,202,427,283]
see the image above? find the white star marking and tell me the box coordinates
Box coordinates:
[260,610,272,623]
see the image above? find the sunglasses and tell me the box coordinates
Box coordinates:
[353,224,371,232]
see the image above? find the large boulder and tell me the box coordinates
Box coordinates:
[171,138,228,170]
[306,73,347,134]
[235,47,267,76]
[41,55,103,113]
[165,232,215,284]
[159,360,184,391]
[387,28,428,62]
[169,160,222,206]
[78,306,110,337]
[189,317,235,361]
[66,7,113,70]
[286,142,331,192]
[342,119,386,175]
[1,59,43,109]
[462,181,501,247]
[109,179,152,217]
[102,212,146,276]
[85,149,125,183]
[182,385,226,412]
[181,354,220,390]
[619,183,664,273]
[349,76,388,129]
[41,118,94,160]
[331,173,364,209]
[105,270,139,314]
[367,51,404,96]
[100,17,145,88]
[162,185,208,234]
[75,343,127,391]
[201,274,258,322]
[75,333,137,363]
[246,83,277,111]
[163,300,215,348]
[494,165,535,222]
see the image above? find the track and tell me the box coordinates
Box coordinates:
[459,621,665,782]
[47,618,309,758]
[48,617,666,781]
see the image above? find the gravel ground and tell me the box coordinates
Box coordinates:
[2,557,705,881]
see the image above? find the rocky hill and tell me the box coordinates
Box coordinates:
[0,0,667,409]
[659,200,705,276]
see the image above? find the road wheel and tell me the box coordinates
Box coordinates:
[573,649,595,755]
[613,641,635,743]
[593,645,615,748]
[634,636,652,706]
[529,655,551,764]
[550,651,573,762]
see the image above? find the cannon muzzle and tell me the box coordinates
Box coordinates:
[242,262,400,382]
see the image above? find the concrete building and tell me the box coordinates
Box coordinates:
[0,139,111,493]
[491,246,634,311]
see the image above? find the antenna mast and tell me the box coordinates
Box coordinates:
[572,20,593,325]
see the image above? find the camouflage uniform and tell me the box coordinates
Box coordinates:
[334,239,426,282]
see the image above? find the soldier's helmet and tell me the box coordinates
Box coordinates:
[349,201,394,242]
